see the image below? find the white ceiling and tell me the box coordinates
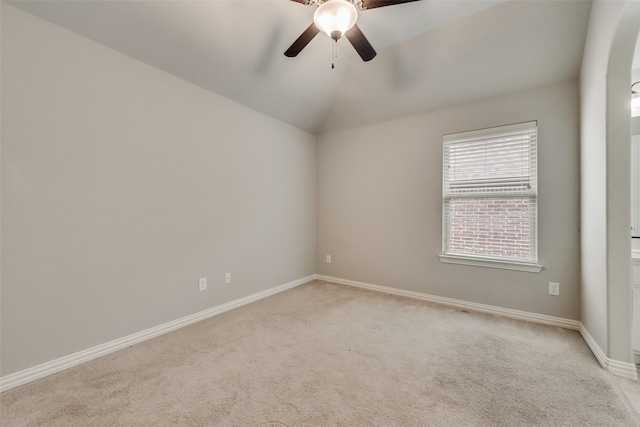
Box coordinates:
[7,0,592,134]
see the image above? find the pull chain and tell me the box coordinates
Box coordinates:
[331,39,337,69]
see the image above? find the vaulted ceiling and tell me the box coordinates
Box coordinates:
[8,0,593,134]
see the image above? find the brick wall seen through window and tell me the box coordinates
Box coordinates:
[443,122,537,263]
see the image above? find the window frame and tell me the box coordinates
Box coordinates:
[438,121,542,273]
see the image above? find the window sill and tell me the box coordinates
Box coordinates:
[438,254,543,273]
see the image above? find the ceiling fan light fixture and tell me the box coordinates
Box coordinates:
[314,0,358,41]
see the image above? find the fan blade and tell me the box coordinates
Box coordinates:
[284,23,320,57]
[345,24,376,62]
[362,0,422,9]
[289,0,312,4]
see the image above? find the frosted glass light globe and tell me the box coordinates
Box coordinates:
[314,0,358,41]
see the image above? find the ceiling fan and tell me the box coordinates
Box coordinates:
[284,0,422,64]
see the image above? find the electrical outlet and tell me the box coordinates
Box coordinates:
[199,277,207,291]
[548,282,560,296]
[326,255,332,264]
[225,272,231,284]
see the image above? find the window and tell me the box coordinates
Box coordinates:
[439,121,541,272]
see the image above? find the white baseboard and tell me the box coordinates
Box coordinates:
[4,273,637,392]
[317,274,639,380]
[579,323,609,370]
[607,359,639,379]
[0,275,315,393]
[580,325,639,380]
[317,275,581,330]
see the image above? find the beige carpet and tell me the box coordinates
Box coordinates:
[2,280,639,426]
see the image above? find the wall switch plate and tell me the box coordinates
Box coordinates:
[224,272,231,284]
[199,277,207,291]
[548,282,560,296]
[326,255,331,264]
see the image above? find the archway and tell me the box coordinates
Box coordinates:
[605,0,640,371]
[580,0,640,379]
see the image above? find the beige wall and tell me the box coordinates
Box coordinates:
[579,0,622,356]
[633,117,640,135]
[1,5,316,376]
[317,82,581,319]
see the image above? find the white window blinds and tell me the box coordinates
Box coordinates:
[442,121,538,263]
